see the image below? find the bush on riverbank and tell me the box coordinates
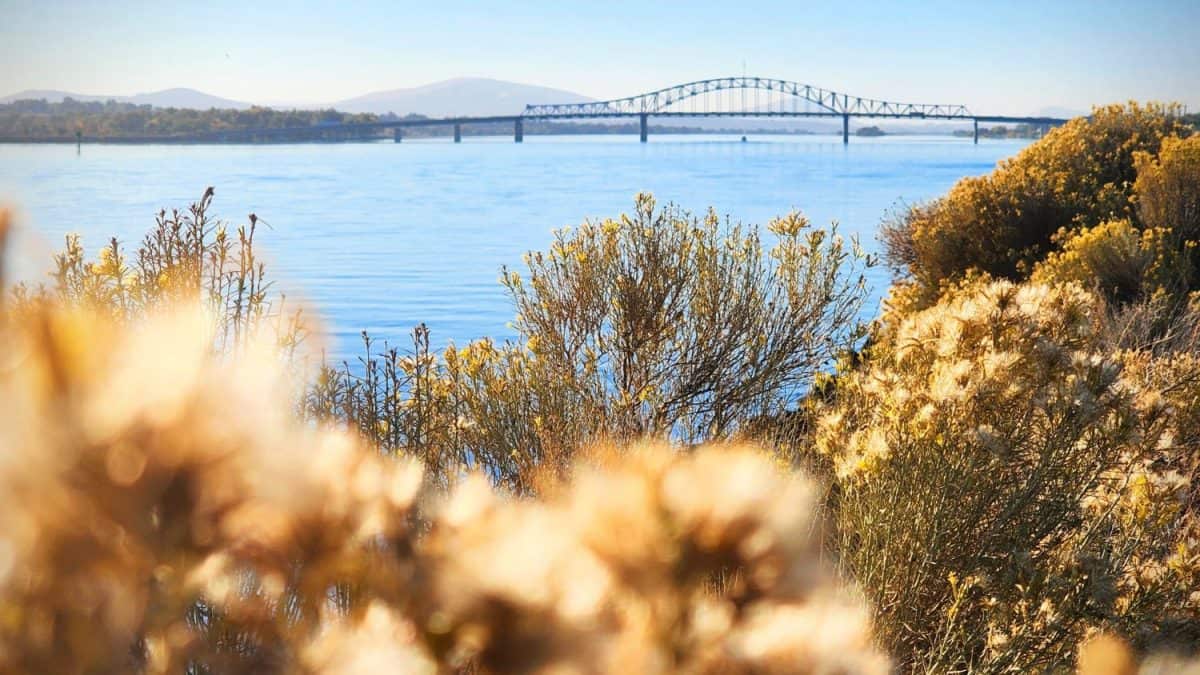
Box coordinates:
[3,102,1200,673]
[881,103,1193,308]
[844,104,1200,671]
[814,279,1199,671]
[309,195,871,490]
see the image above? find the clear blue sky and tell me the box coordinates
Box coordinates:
[2,0,1198,115]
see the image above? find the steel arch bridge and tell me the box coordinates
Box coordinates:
[522,77,973,119]
[166,76,1070,145]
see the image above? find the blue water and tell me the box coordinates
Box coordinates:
[0,134,1027,360]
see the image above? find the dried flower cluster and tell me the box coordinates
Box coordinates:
[0,301,423,672]
[812,278,1199,671]
[0,293,885,673]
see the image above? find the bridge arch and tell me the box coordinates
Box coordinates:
[523,77,972,118]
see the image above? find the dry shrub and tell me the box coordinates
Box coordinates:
[12,186,305,356]
[883,103,1191,305]
[1031,135,1200,311]
[813,279,1199,672]
[1135,134,1200,251]
[0,300,423,673]
[310,194,871,491]
[501,194,870,443]
[0,286,886,672]
[1032,219,1158,304]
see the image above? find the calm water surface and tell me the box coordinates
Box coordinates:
[0,134,1028,360]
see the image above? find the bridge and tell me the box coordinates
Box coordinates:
[201,77,1072,144]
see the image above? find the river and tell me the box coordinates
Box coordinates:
[0,134,1028,360]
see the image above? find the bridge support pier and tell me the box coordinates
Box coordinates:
[393,128,402,143]
[514,118,523,143]
[973,118,979,144]
[454,123,462,143]
[639,113,648,143]
[842,114,849,145]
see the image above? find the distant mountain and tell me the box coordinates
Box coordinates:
[123,88,250,109]
[1035,106,1088,119]
[333,77,592,117]
[0,87,251,110]
[0,89,85,104]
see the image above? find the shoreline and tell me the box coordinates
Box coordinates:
[0,130,1010,145]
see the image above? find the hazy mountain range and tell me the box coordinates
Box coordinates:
[332,77,592,116]
[1,78,593,117]
[0,87,251,110]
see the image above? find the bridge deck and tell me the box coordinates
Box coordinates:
[188,110,1068,141]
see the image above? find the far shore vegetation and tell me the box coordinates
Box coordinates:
[0,97,825,142]
[1,102,1199,673]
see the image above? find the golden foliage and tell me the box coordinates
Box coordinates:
[1032,219,1158,302]
[883,103,1192,306]
[814,279,1199,671]
[308,194,871,491]
[1032,135,1200,307]
[1136,134,1200,244]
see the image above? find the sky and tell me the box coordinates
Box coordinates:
[1,0,1198,116]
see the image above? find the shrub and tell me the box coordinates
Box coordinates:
[310,194,872,490]
[1030,134,1200,310]
[1031,219,1158,303]
[883,103,1191,304]
[1133,134,1200,293]
[15,187,303,355]
[500,194,870,442]
[813,280,1199,672]
[1136,135,1200,243]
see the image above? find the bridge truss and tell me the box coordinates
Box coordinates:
[522,77,973,119]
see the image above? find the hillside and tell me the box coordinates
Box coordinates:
[0,87,250,110]
[333,77,592,117]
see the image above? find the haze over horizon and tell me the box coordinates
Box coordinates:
[2,0,1198,117]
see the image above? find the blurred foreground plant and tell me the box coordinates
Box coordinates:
[0,290,887,673]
